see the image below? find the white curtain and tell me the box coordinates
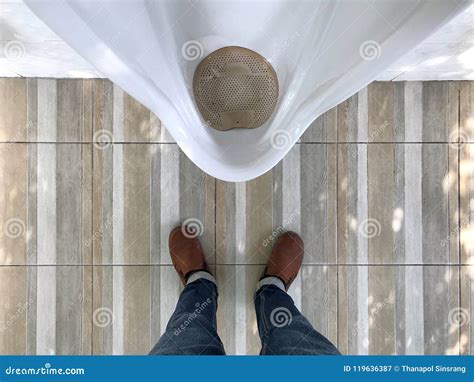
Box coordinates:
[26,0,469,181]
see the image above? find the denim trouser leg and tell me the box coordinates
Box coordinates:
[255,285,340,355]
[149,279,225,355]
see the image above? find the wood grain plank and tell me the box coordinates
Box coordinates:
[0,267,27,354]
[123,144,150,264]
[368,82,395,143]
[0,143,27,265]
[339,265,459,355]
[179,151,216,265]
[56,266,91,354]
[57,80,83,142]
[368,144,395,264]
[422,82,449,142]
[300,144,337,264]
[246,172,273,264]
[0,78,27,141]
[124,91,151,142]
[56,144,89,264]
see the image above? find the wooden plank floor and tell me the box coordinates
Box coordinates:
[0,79,473,355]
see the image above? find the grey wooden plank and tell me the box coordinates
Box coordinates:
[216,180,237,264]
[56,144,87,264]
[56,266,89,354]
[26,78,37,142]
[57,79,83,142]
[124,90,151,142]
[26,266,37,354]
[423,266,459,354]
[92,143,113,265]
[460,83,473,264]
[150,112,175,143]
[150,144,161,264]
[160,144,180,265]
[150,266,161,350]
[92,79,114,144]
[459,81,473,142]
[300,106,337,142]
[368,82,395,143]
[422,82,449,142]
[26,80,37,266]
[460,266,473,355]
[245,171,273,264]
[0,143,27,265]
[37,79,57,141]
[92,265,162,355]
[368,265,395,354]
[394,82,405,142]
[179,150,216,265]
[123,144,150,264]
[0,78,27,141]
[0,267,27,354]
[339,265,459,355]
[421,144,452,263]
[301,266,338,348]
[368,144,395,264]
[36,265,56,354]
[300,144,337,264]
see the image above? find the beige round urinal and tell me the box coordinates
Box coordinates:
[193,46,279,131]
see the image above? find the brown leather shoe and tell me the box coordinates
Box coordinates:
[169,225,210,285]
[262,231,304,290]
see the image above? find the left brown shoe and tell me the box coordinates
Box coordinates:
[261,231,304,290]
[169,225,210,285]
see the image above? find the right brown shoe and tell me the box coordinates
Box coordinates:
[169,225,211,285]
[261,231,304,290]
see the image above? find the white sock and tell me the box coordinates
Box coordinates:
[186,270,217,285]
[256,276,285,292]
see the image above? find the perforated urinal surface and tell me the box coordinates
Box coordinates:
[193,46,278,131]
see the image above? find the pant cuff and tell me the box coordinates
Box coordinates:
[186,270,217,286]
[256,276,285,292]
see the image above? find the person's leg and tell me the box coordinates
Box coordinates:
[149,272,224,355]
[149,226,225,355]
[254,232,340,355]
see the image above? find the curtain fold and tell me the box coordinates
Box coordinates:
[25,0,469,181]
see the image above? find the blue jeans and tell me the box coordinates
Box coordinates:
[149,278,340,355]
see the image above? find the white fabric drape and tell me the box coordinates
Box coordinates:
[26,0,469,181]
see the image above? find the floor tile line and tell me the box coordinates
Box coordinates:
[0,263,470,267]
[2,141,474,145]
[457,85,462,355]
